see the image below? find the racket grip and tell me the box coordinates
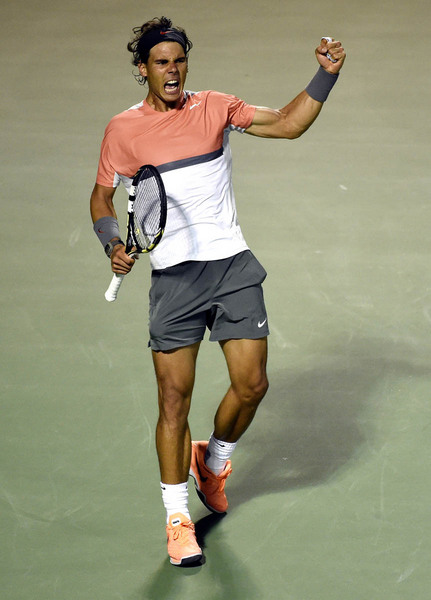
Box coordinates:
[105,273,125,302]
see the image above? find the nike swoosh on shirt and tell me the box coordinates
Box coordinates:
[258,318,267,328]
[189,101,202,110]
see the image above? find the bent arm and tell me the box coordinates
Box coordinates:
[90,183,135,274]
[90,183,118,223]
[246,91,323,139]
[246,37,346,140]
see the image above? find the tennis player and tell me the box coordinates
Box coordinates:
[90,16,345,566]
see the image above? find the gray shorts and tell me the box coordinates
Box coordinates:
[148,250,269,351]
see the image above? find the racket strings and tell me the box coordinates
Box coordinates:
[133,178,164,249]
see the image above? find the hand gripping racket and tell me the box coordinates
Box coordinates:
[104,164,167,302]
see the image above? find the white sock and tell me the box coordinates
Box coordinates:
[205,433,237,475]
[160,482,190,523]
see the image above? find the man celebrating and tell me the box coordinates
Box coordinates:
[90,16,345,566]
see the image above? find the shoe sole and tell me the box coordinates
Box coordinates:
[170,552,203,566]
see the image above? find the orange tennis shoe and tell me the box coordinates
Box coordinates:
[189,441,232,513]
[166,513,202,566]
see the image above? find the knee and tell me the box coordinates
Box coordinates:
[253,373,269,403]
[237,373,269,407]
[157,382,192,425]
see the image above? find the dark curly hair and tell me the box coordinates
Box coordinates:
[127,16,193,85]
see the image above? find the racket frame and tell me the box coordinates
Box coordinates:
[104,165,167,302]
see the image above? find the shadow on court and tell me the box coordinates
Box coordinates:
[228,335,431,506]
[137,335,431,600]
[139,513,260,600]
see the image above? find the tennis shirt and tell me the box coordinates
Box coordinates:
[96,90,257,270]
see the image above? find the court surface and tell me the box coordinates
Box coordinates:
[1,1,430,598]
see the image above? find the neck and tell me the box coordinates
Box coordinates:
[145,92,184,112]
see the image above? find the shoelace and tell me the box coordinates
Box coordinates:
[172,521,195,543]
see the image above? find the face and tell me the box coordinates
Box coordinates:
[139,42,188,111]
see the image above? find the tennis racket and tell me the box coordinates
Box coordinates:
[104,164,167,302]
[321,37,338,63]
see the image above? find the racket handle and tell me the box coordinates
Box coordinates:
[105,273,125,302]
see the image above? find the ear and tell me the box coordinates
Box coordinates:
[138,62,147,78]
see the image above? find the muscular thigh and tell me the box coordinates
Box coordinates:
[220,337,268,391]
[152,342,201,402]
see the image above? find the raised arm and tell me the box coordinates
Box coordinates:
[245,37,346,139]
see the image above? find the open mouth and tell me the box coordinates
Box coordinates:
[164,80,180,94]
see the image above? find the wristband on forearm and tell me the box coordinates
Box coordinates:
[305,66,339,103]
[93,216,121,247]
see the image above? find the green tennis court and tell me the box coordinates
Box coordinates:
[2,0,430,598]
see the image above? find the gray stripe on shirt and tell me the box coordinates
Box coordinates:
[157,147,223,174]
